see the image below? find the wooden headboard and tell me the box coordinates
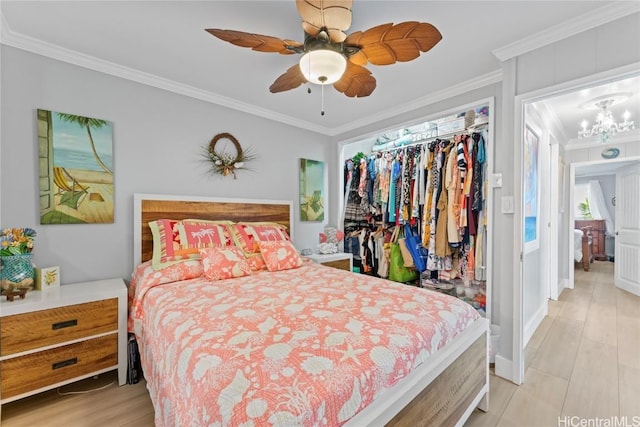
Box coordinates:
[133,194,293,266]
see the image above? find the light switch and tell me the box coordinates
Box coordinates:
[501,196,514,214]
[490,173,503,188]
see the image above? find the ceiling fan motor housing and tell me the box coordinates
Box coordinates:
[299,32,348,85]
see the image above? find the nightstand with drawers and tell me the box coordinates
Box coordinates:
[0,278,127,406]
[304,252,353,272]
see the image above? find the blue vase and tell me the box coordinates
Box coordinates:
[0,254,35,290]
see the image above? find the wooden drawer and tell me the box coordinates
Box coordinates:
[1,298,118,356]
[0,333,117,399]
[321,259,351,271]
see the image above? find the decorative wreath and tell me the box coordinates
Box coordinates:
[206,132,254,179]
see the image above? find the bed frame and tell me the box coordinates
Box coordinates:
[580,227,593,272]
[133,193,489,426]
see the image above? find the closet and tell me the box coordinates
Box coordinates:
[340,100,494,319]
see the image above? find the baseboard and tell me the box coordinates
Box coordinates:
[523,303,547,348]
[560,278,569,290]
[494,354,514,382]
[617,281,640,297]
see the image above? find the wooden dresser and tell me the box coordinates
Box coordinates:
[0,278,127,407]
[575,219,607,260]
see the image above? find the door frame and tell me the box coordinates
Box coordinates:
[549,139,561,301]
[512,62,640,385]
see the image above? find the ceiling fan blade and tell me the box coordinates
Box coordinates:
[296,0,353,43]
[206,29,303,54]
[347,50,367,66]
[333,62,376,98]
[269,64,308,93]
[344,21,442,65]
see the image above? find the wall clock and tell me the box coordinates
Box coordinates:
[601,147,620,159]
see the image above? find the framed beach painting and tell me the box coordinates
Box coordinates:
[523,124,540,253]
[37,109,114,224]
[299,158,325,222]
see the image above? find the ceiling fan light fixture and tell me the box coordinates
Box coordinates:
[299,49,347,85]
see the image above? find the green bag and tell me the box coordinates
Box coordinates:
[388,240,419,283]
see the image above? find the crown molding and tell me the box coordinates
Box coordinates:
[493,1,640,62]
[565,128,640,150]
[0,16,332,136]
[1,9,505,138]
[1,13,502,138]
[329,69,503,137]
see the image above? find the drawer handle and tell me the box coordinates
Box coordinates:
[52,357,78,370]
[52,319,78,330]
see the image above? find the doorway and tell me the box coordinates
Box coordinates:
[569,158,640,291]
[514,68,640,384]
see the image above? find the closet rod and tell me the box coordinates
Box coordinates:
[371,123,488,154]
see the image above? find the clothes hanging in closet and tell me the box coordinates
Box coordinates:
[344,128,488,285]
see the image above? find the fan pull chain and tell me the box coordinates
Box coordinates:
[306,81,326,116]
[318,75,328,116]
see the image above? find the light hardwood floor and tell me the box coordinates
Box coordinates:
[1,261,638,426]
[466,260,640,426]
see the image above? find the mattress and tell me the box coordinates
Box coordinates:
[129,260,479,426]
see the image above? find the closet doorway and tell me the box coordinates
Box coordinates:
[515,68,640,384]
[338,97,496,324]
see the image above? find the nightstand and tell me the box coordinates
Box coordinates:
[305,253,353,272]
[0,278,127,406]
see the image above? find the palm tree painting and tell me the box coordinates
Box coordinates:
[38,109,114,224]
[299,158,325,222]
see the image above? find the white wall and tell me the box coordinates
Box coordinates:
[559,144,569,286]
[527,102,571,300]
[522,105,550,346]
[566,139,640,163]
[0,46,331,284]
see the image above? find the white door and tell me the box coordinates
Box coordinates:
[615,162,640,296]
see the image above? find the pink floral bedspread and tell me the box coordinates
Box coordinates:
[129,261,479,427]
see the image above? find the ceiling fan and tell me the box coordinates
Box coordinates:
[205,0,442,100]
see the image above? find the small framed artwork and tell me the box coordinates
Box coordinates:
[523,124,540,253]
[299,158,325,221]
[35,266,60,291]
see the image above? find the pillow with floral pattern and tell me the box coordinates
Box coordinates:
[258,240,303,271]
[199,246,252,280]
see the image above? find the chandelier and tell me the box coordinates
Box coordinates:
[578,95,635,143]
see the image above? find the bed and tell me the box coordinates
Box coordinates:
[574,227,593,271]
[130,193,489,426]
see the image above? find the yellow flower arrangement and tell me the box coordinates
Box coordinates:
[0,228,37,256]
